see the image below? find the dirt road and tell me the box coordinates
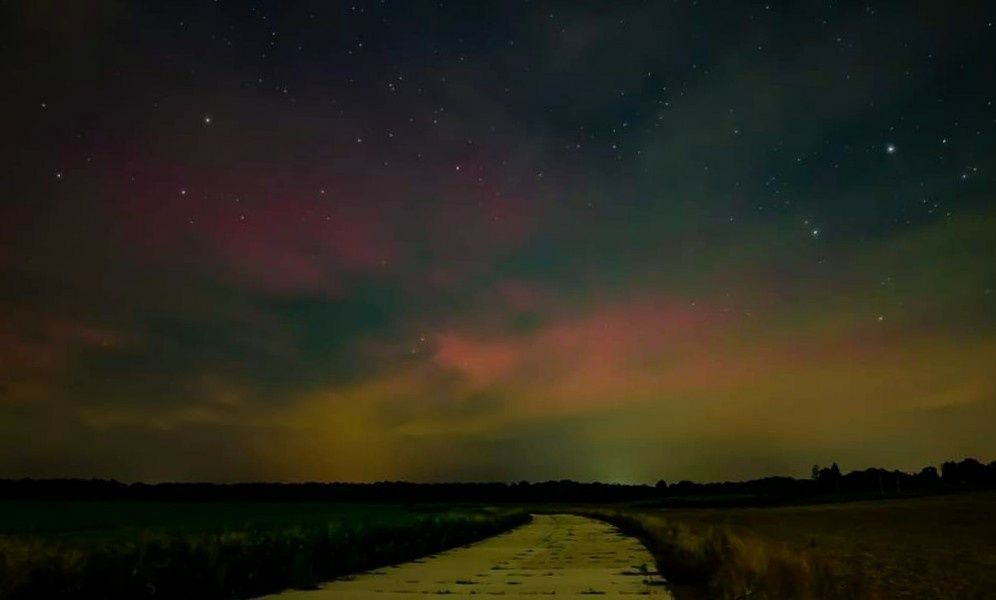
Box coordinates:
[257,514,672,599]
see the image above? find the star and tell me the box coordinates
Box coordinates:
[810,228,820,238]
[203,115,212,125]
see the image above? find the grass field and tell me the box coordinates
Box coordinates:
[584,491,996,599]
[0,501,529,600]
[6,494,992,599]
[0,501,431,536]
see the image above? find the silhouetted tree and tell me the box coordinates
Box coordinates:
[814,462,842,494]
[942,457,991,488]
[830,462,841,493]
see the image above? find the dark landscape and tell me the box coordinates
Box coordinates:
[2,458,995,599]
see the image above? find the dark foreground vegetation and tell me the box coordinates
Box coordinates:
[0,504,529,600]
[583,491,996,600]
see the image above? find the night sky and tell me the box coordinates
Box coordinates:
[2,1,995,484]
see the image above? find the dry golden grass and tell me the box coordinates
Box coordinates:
[659,492,996,599]
[583,491,996,599]
[582,508,864,599]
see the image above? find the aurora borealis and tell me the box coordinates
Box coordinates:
[2,1,995,483]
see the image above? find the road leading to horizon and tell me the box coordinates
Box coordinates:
[257,514,673,599]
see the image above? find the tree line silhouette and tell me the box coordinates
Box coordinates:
[1,457,992,504]
[659,457,996,506]
[0,479,657,504]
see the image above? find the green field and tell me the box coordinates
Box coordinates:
[0,501,529,600]
[0,501,434,537]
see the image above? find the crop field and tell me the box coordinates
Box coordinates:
[0,501,430,536]
[584,491,996,600]
[0,501,529,600]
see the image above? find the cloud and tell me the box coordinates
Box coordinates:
[2,1,994,483]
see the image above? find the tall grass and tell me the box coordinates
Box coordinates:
[579,509,873,600]
[0,508,530,600]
